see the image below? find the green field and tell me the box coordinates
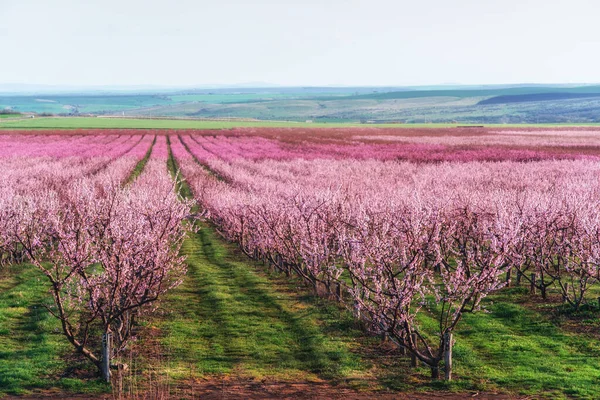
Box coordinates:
[168,92,344,104]
[0,94,173,114]
[1,116,599,130]
[0,116,457,129]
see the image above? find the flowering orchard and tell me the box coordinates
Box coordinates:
[0,133,193,381]
[169,129,600,380]
[3,127,600,384]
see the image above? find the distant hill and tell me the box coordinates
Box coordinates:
[3,84,600,124]
[478,92,600,105]
[339,85,600,101]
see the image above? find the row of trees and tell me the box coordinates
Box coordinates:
[0,136,193,381]
[171,134,600,380]
[0,135,154,268]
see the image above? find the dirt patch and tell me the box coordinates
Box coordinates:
[7,380,523,400]
[175,379,522,399]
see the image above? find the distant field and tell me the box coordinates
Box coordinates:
[0,116,465,129]
[0,94,173,114]
[4,85,600,124]
[2,116,600,130]
[0,90,358,115]
[0,113,21,119]
[169,93,344,104]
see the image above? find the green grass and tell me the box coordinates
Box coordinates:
[0,116,449,129]
[0,113,21,119]
[158,227,368,382]
[0,265,109,396]
[409,287,600,399]
[1,116,599,130]
[122,135,156,185]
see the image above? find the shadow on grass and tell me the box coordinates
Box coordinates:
[161,226,363,381]
[0,265,108,395]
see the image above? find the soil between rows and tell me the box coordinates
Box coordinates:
[5,380,521,400]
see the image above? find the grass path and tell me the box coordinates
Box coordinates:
[158,140,379,387]
[157,226,369,383]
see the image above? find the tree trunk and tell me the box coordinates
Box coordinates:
[431,365,440,379]
[381,332,388,344]
[410,333,418,368]
[353,300,361,320]
[284,262,291,277]
[336,282,343,302]
[444,332,453,381]
[541,283,547,300]
[102,332,112,383]
[563,283,569,303]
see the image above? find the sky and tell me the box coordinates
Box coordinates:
[1,0,599,88]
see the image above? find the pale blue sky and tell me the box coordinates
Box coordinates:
[1,0,599,87]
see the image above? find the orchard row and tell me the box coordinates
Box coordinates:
[0,135,192,381]
[170,133,600,380]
